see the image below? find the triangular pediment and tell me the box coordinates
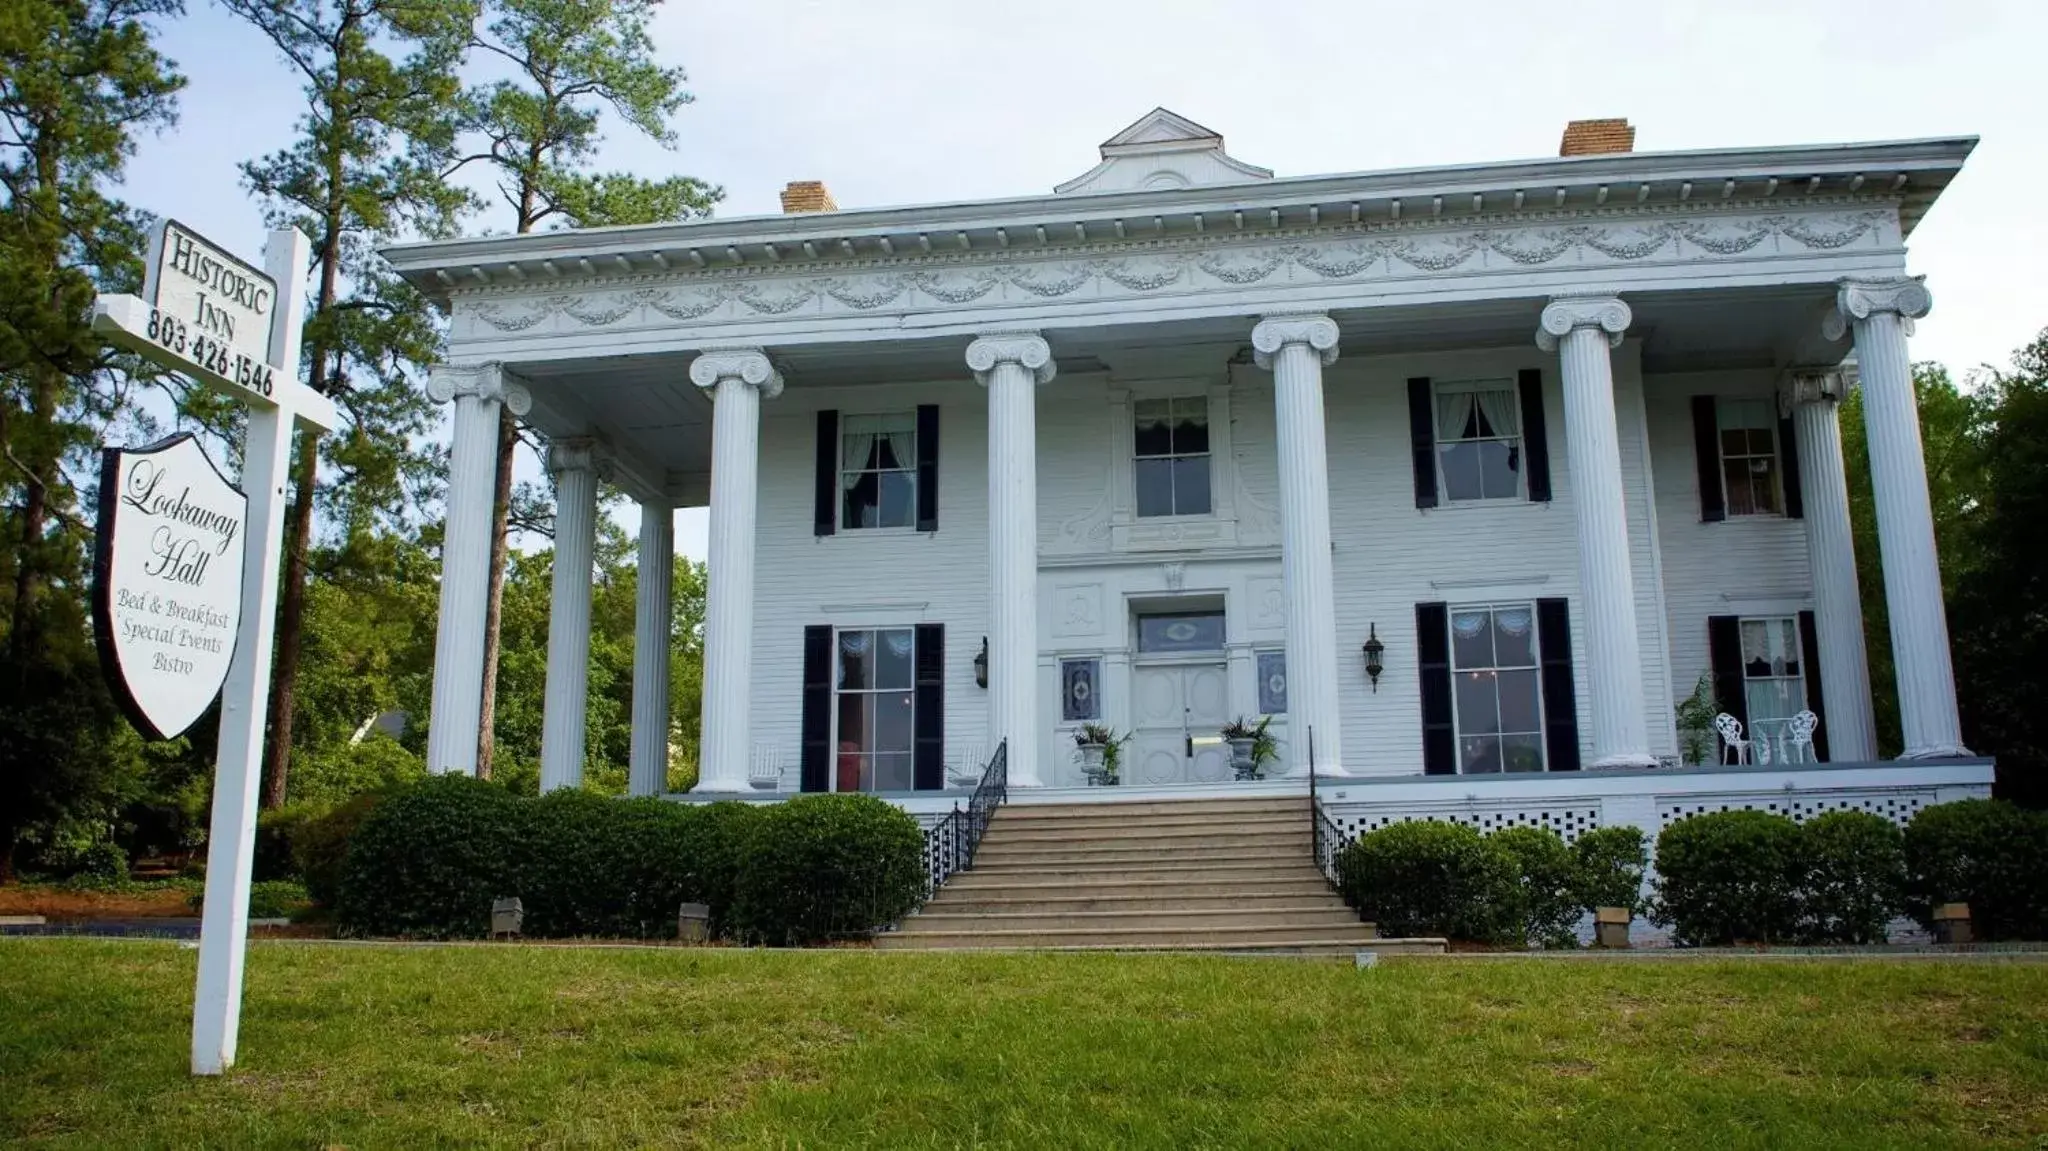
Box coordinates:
[1056,107,1273,195]
[1102,108,1223,152]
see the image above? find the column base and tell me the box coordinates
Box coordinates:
[690,779,754,795]
[1590,752,1659,770]
[1281,764,1353,780]
[1899,744,1974,761]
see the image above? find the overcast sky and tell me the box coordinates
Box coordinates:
[126,0,2046,560]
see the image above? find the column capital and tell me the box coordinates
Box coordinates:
[689,347,783,398]
[1780,365,1855,413]
[1536,295,1631,352]
[1823,276,1932,341]
[545,435,609,479]
[427,361,531,415]
[967,331,1055,385]
[1250,313,1339,369]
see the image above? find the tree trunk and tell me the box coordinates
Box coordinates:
[260,432,317,809]
[475,409,517,778]
[7,381,51,658]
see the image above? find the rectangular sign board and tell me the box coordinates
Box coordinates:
[145,220,278,364]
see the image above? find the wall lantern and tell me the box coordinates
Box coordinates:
[974,637,989,689]
[1362,624,1385,692]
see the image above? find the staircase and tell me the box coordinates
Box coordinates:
[878,796,1444,955]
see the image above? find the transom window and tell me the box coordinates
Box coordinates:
[1740,617,1807,747]
[841,413,917,530]
[835,628,915,792]
[1133,396,1211,517]
[1136,611,1224,654]
[1717,399,1782,516]
[1449,603,1545,773]
[1436,381,1522,502]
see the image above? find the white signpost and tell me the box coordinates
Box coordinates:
[92,222,337,1076]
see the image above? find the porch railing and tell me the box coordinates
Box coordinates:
[1308,724,1345,886]
[920,740,1008,898]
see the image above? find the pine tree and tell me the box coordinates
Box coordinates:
[225,0,477,807]
[458,0,719,777]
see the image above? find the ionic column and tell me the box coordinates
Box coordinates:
[425,363,528,775]
[628,500,674,796]
[689,348,782,792]
[1251,314,1347,777]
[1784,367,1878,761]
[1537,296,1654,768]
[539,438,602,793]
[1824,278,1968,757]
[968,332,1054,788]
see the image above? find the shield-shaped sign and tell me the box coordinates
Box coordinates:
[92,434,248,741]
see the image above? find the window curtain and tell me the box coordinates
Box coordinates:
[840,429,875,489]
[841,415,913,488]
[1474,388,1519,441]
[1436,392,1473,440]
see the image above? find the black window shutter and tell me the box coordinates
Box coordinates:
[813,410,838,537]
[800,625,833,792]
[1798,610,1830,762]
[1691,396,1726,523]
[1535,598,1580,771]
[913,624,944,790]
[1779,412,1804,519]
[1707,615,1747,728]
[1416,602,1455,774]
[915,404,939,533]
[1517,368,1552,503]
[1407,377,1438,509]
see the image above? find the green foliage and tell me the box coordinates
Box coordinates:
[1336,820,1519,944]
[190,879,313,919]
[27,830,129,884]
[293,792,386,907]
[336,775,524,938]
[661,801,759,937]
[1653,811,1807,945]
[1801,811,1906,945]
[254,805,318,882]
[1572,825,1648,917]
[1674,675,1718,766]
[513,788,644,937]
[732,795,926,946]
[1903,800,2048,941]
[1488,827,1581,948]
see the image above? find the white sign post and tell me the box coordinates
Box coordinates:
[92,223,337,1076]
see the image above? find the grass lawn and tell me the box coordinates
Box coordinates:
[3,940,2045,1148]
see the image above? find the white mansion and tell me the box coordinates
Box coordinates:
[388,111,1991,832]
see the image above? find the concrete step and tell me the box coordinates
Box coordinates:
[986,811,1308,837]
[899,907,1365,933]
[956,858,1329,882]
[875,923,1387,949]
[977,830,1309,858]
[926,888,1340,915]
[1001,798,1307,820]
[936,872,1335,897]
[970,845,1306,869]
[877,936,1449,956]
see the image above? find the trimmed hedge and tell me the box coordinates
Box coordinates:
[292,792,385,908]
[1801,811,1906,944]
[1572,825,1648,916]
[1903,800,2048,941]
[335,775,524,939]
[1651,810,1807,946]
[1336,820,1520,944]
[732,794,927,946]
[1490,827,1583,949]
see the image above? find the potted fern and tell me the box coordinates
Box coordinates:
[1074,723,1127,786]
[1674,674,1718,766]
[1221,715,1275,781]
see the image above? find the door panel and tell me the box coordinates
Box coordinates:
[1129,662,1230,785]
[1184,664,1232,781]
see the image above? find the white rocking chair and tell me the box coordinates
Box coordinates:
[1784,710,1821,763]
[1713,713,1752,765]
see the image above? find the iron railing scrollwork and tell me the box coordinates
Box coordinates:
[1308,724,1347,888]
[921,740,1008,898]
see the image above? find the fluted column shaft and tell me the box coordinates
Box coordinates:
[426,364,528,775]
[629,501,674,796]
[1539,297,1654,768]
[539,440,600,792]
[1788,371,1878,761]
[1251,314,1346,777]
[1828,278,1967,757]
[970,332,1053,787]
[691,349,782,791]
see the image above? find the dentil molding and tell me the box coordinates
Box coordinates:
[966,332,1056,385]
[687,347,784,397]
[426,361,532,415]
[1535,295,1632,352]
[1250,314,1340,369]
[1822,276,1933,341]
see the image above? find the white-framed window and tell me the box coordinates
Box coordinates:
[1133,396,1211,517]
[1448,603,1545,773]
[1256,649,1287,715]
[1435,380,1522,502]
[1717,399,1782,517]
[834,627,915,792]
[840,413,917,530]
[1740,616,1807,747]
[1136,611,1225,654]
[1060,658,1101,722]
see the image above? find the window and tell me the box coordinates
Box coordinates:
[1133,397,1211,517]
[1137,611,1224,653]
[1718,399,1782,516]
[1256,650,1288,715]
[1436,381,1522,502]
[1740,617,1807,747]
[834,628,915,791]
[1448,604,1545,773]
[1060,658,1101,722]
[841,413,917,529]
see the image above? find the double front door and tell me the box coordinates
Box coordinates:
[1129,661,1232,785]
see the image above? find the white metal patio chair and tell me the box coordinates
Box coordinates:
[1713,713,1752,765]
[1784,710,1821,763]
[748,743,785,790]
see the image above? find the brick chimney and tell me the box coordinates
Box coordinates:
[1559,119,1636,157]
[779,180,837,214]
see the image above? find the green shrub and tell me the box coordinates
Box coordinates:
[1799,811,1906,944]
[253,804,318,882]
[1336,820,1519,944]
[292,792,385,907]
[733,795,925,945]
[189,879,313,920]
[1652,810,1805,946]
[335,775,523,939]
[1489,826,1581,948]
[513,789,637,937]
[1903,800,2048,941]
[653,801,760,938]
[1573,826,1648,917]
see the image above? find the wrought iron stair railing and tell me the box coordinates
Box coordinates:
[920,740,1008,898]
